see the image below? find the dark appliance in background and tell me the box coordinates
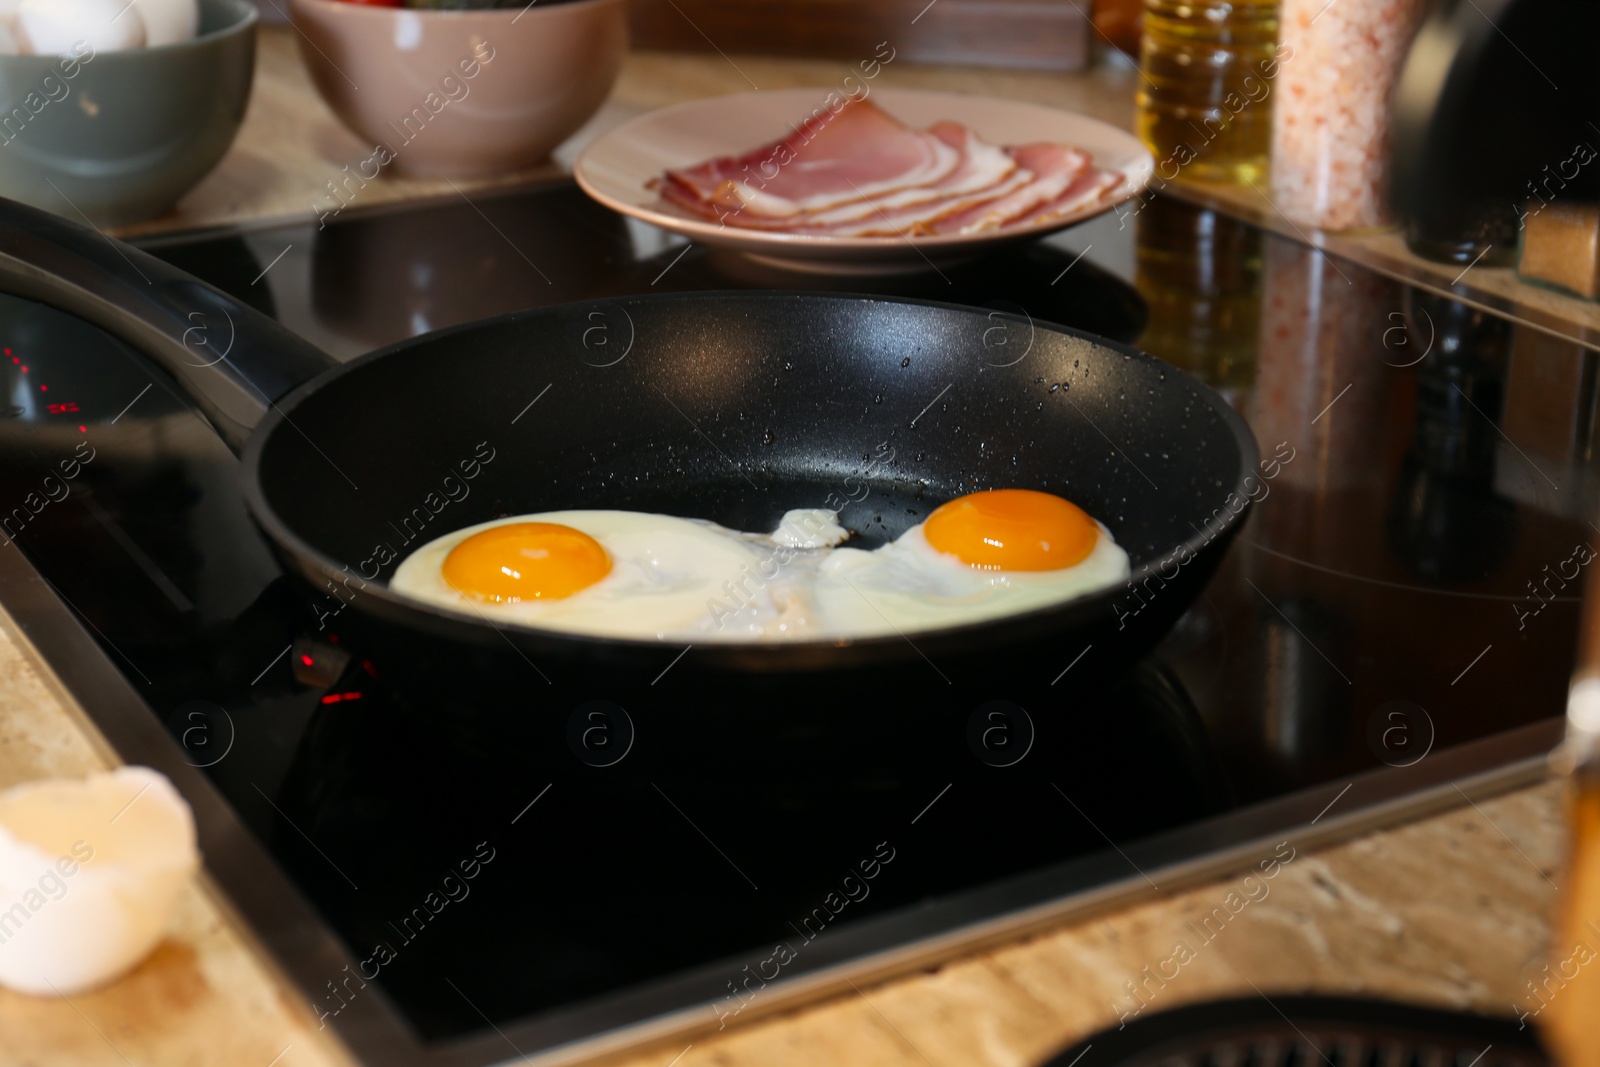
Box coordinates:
[1392,0,1600,263]
[0,181,1586,1065]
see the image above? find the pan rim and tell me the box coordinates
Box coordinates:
[238,290,1261,660]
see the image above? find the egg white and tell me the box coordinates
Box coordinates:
[390,506,1130,643]
[809,520,1129,637]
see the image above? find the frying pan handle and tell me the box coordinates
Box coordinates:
[0,196,335,453]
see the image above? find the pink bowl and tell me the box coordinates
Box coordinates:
[289,0,627,177]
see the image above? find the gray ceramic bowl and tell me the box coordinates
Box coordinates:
[0,0,257,227]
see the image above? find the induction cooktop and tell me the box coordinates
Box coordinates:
[0,180,1582,1065]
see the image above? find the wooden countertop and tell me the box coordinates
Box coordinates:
[0,27,1572,1067]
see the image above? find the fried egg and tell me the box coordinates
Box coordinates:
[389,490,1129,642]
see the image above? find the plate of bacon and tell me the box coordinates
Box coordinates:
[574,88,1153,274]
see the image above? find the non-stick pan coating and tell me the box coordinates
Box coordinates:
[244,292,1258,673]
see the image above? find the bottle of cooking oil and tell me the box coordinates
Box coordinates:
[1136,0,1281,185]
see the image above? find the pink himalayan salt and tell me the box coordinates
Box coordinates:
[1269,0,1431,232]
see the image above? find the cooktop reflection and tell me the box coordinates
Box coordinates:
[0,180,1585,1065]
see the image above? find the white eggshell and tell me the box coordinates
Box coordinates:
[133,0,197,46]
[0,767,199,996]
[17,0,145,54]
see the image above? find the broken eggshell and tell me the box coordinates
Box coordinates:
[0,767,199,995]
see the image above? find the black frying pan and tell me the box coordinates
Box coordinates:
[0,198,1256,692]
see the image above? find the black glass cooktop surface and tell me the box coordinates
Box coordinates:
[0,181,1584,1065]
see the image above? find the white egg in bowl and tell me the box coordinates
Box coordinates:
[389,489,1131,643]
[0,767,198,995]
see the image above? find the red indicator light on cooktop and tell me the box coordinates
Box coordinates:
[38,384,47,392]
[319,691,363,705]
[46,402,79,415]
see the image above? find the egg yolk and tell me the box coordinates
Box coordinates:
[441,522,611,602]
[924,489,1097,571]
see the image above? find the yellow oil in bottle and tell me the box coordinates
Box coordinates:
[1136,0,1280,185]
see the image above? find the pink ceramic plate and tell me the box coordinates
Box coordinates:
[574,88,1153,275]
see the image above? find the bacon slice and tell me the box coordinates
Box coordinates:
[796,122,1017,227]
[660,98,961,220]
[927,143,1092,235]
[814,169,1035,237]
[1013,167,1126,227]
[671,121,1025,235]
[798,122,1027,235]
[652,103,1125,238]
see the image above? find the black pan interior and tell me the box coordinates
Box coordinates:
[245,292,1254,664]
